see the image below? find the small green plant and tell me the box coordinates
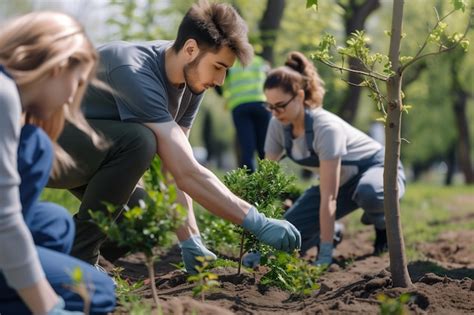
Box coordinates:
[90,157,186,309]
[223,159,296,274]
[187,256,220,302]
[112,267,144,303]
[260,252,322,297]
[377,293,411,315]
[111,267,153,315]
[66,266,91,314]
[197,210,240,256]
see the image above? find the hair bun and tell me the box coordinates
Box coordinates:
[284,51,307,74]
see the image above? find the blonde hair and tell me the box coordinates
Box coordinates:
[264,51,325,109]
[0,11,106,177]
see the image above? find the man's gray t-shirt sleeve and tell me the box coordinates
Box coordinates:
[108,65,174,123]
[0,74,45,289]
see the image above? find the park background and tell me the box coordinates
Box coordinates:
[2,0,473,185]
[1,1,473,313]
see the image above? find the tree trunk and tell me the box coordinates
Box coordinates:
[259,0,286,65]
[385,0,412,288]
[146,256,160,309]
[338,0,381,123]
[449,49,474,184]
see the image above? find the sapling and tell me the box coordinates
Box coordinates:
[187,256,220,302]
[90,157,186,309]
[66,266,91,315]
[223,159,296,274]
[309,0,470,287]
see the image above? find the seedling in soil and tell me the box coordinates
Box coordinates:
[66,266,91,314]
[260,252,322,297]
[90,157,186,310]
[377,293,411,315]
[112,267,145,305]
[223,159,296,274]
[187,256,220,302]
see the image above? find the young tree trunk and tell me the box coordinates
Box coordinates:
[385,0,413,288]
[146,256,160,309]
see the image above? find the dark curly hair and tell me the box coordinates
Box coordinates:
[172,0,253,66]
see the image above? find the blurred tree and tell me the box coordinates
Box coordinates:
[337,0,381,124]
[448,44,473,184]
[258,0,286,65]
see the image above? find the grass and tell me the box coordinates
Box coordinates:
[41,182,473,262]
[342,183,474,261]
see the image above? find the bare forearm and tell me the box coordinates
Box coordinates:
[18,278,58,315]
[319,199,336,243]
[146,121,251,225]
[175,189,200,240]
[319,159,341,243]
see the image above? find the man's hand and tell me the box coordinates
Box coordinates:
[179,235,217,274]
[242,207,301,252]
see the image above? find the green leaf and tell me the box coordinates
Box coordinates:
[460,39,470,52]
[306,0,318,9]
[451,0,466,12]
[70,266,83,283]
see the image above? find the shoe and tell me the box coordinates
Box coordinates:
[95,264,117,286]
[373,228,388,255]
[333,222,344,247]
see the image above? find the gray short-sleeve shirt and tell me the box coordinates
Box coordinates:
[265,107,382,185]
[83,40,203,128]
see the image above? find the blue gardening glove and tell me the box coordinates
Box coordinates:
[242,207,301,252]
[314,241,333,266]
[179,235,217,274]
[242,251,262,268]
[48,297,83,315]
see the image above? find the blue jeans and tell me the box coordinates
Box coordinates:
[0,125,115,315]
[284,150,406,253]
[232,102,271,172]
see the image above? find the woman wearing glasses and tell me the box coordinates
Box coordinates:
[263,51,406,265]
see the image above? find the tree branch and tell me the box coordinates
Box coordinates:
[317,58,388,81]
[400,7,470,72]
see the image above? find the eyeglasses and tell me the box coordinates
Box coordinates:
[264,94,296,113]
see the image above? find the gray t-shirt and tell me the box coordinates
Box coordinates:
[83,40,203,128]
[265,107,382,185]
[0,67,45,289]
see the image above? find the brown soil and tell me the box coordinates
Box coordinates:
[109,228,474,315]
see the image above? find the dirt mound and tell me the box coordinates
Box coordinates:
[416,230,474,268]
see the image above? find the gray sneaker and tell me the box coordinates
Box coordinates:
[94,264,117,287]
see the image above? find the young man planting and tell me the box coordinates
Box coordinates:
[48,0,301,274]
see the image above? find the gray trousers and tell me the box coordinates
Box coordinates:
[284,154,406,253]
[48,119,156,264]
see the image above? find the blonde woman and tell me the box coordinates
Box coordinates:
[0,12,115,315]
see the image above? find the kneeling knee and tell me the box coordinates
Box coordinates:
[126,124,157,166]
[355,184,383,212]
